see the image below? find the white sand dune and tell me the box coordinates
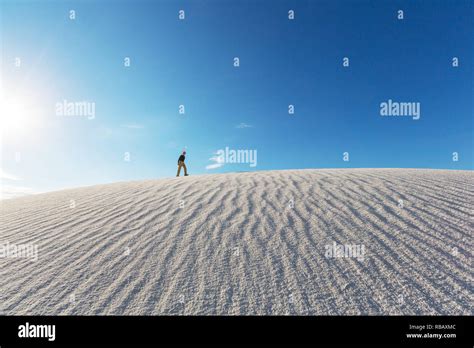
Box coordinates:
[0,169,472,315]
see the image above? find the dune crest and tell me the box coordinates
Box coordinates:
[0,169,472,315]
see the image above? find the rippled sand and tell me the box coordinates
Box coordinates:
[0,169,472,315]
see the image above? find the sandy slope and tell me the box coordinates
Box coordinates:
[0,169,472,315]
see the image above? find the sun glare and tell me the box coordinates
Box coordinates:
[0,99,26,132]
[0,97,37,137]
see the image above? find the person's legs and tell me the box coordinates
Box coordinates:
[176,162,182,176]
[183,163,188,175]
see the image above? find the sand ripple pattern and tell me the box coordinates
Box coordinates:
[0,169,472,315]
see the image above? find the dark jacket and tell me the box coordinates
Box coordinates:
[178,154,185,163]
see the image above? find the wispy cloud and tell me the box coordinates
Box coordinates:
[206,152,225,170]
[166,141,178,149]
[0,168,33,199]
[121,123,144,129]
[235,122,253,129]
[0,185,36,200]
[206,163,224,170]
[0,168,21,181]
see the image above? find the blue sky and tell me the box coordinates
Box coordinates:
[1,0,473,196]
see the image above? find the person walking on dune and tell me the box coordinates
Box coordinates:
[176,150,189,177]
